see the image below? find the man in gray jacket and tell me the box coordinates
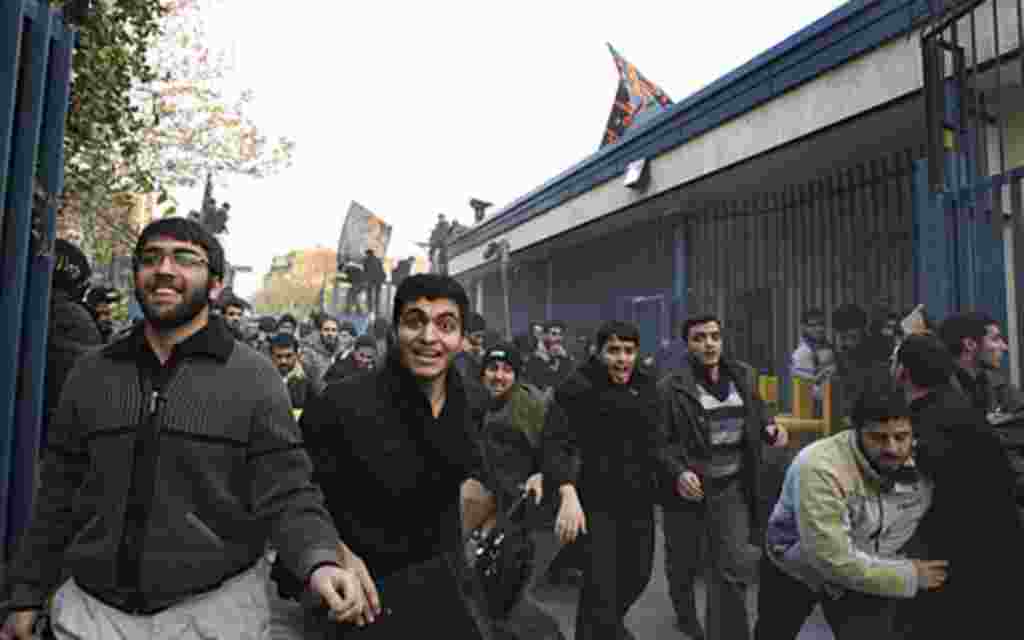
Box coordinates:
[2,218,366,639]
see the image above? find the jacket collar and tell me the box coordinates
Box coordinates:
[669,357,744,398]
[103,314,234,364]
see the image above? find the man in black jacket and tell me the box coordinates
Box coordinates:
[297,274,497,637]
[44,240,102,450]
[3,218,364,639]
[891,334,1023,638]
[658,313,788,640]
[543,320,679,640]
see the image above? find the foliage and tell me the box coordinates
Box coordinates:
[251,248,336,316]
[133,0,296,203]
[55,0,295,258]
[53,0,166,254]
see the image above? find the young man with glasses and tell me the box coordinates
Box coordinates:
[3,218,364,639]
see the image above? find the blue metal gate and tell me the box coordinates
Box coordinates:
[0,1,76,564]
[914,0,1024,385]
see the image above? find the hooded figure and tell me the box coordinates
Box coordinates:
[45,240,103,450]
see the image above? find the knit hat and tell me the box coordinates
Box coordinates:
[354,334,377,350]
[53,239,91,296]
[482,342,522,373]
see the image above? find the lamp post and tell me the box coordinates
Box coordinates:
[484,239,512,340]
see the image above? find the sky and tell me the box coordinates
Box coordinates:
[175,0,851,298]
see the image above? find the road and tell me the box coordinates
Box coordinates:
[529,509,836,640]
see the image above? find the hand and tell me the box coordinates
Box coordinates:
[766,423,789,448]
[555,486,587,544]
[461,478,497,537]
[676,471,704,501]
[913,560,949,590]
[336,542,382,625]
[309,565,367,625]
[0,611,37,640]
[524,473,544,504]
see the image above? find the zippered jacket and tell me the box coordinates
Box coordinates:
[6,318,340,613]
[764,430,932,599]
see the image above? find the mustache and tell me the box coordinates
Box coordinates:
[146,276,181,291]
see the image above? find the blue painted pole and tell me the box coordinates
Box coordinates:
[0,0,27,563]
[0,0,50,561]
[9,9,73,555]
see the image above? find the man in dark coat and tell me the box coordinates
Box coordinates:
[270,333,321,412]
[45,240,102,435]
[361,249,386,316]
[294,274,497,638]
[322,335,378,385]
[542,320,678,640]
[891,334,1024,638]
[477,343,564,640]
[657,313,788,640]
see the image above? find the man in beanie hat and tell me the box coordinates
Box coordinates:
[85,286,123,344]
[476,344,565,638]
[44,239,103,438]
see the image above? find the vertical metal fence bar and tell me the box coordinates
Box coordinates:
[8,10,73,554]
[1009,176,1023,387]
[992,0,1007,188]
[0,0,26,224]
[0,0,52,560]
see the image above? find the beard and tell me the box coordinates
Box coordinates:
[136,280,210,331]
[322,336,340,352]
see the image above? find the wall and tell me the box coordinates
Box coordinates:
[683,148,919,376]
[450,23,928,276]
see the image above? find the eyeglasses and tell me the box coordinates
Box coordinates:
[137,248,209,270]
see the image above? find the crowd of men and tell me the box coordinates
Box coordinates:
[4,218,1024,640]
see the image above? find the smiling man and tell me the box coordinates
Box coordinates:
[3,218,363,640]
[295,274,496,637]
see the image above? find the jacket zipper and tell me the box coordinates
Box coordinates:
[872,493,885,553]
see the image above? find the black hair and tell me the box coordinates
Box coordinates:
[258,316,278,333]
[851,370,912,429]
[317,314,338,330]
[391,274,470,333]
[269,333,298,351]
[372,319,390,340]
[354,334,378,350]
[938,311,998,357]
[466,312,487,334]
[278,313,297,329]
[544,320,566,332]
[594,320,641,352]
[801,308,826,324]
[833,303,868,332]
[85,286,121,307]
[895,334,956,388]
[682,314,721,341]
[134,217,225,279]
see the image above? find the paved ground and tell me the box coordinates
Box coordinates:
[529,511,836,639]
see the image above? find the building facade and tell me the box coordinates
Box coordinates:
[448,0,1024,398]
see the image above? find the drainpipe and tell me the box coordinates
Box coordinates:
[1006,178,1022,387]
